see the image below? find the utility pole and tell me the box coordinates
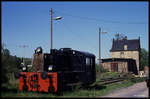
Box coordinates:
[49,8,62,52]
[99,28,101,68]
[98,27,107,78]
[50,8,53,50]
[19,45,28,63]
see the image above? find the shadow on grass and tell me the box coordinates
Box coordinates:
[63,84,106,92]
[1,86,18,93]
[81,84,106,90]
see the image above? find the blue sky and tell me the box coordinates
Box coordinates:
[2,1,149,62]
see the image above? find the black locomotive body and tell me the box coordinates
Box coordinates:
[43,48,96,85]
[15,47,96,94]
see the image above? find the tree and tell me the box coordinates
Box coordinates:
[1,46,9,84]
[24,58,32,66]
[1,45,21,84]
[140,48,149,70]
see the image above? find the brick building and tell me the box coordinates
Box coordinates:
[101,37,141,75]
[101,58,138,75]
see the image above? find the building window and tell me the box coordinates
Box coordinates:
[124,45,128,50]
[120,52,124,58]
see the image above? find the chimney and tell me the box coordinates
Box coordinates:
[123,36,127,41]
[123,36,127,40]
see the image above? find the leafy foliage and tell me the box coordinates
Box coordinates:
[95,64,108,74]
[100,66,108,73]
[24,58,32,66]
[1,45,32,84]
[140,48,149,70]
[95,64,99,73]
[1,46,10,83]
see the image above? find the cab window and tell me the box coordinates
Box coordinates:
[86,58,90,65]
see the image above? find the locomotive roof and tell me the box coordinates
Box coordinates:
[72,50,95,57]
[49,48,95,57]
[59,48,95,57]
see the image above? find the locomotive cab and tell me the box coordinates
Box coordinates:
[32,47,96,85]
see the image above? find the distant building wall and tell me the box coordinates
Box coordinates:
[110,51,140,74]
[102,61,128,73]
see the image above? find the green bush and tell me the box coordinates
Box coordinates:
[100,66,109,73]
[95,64,108,73]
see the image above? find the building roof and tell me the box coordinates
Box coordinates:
[101,58,136,63]
[110,37,140,52]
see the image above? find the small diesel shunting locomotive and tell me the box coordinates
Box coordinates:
[14,47,96,94]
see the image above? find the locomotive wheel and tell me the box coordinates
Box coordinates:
[41,72,48,80]
[23,85,28,91]
[56,91,63,96]
[14,72,20,79]
[48,86,55,93]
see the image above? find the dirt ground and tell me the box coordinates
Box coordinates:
[101,81,149,98]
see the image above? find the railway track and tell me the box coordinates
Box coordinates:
[61,74,136,92]
[64,73,133,90]
[96,77,127,86]
[95,72,135,86]
[67,74,145,90]
[67,77,128,88]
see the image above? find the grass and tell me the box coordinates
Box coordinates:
[62,80,135,97]
[100,72,119,78]
[1,72,146,98]
[96,72,126,82]
[1,80,135,98]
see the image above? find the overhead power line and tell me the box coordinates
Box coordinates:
[55,10,147,25]
[59,20,75,35]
